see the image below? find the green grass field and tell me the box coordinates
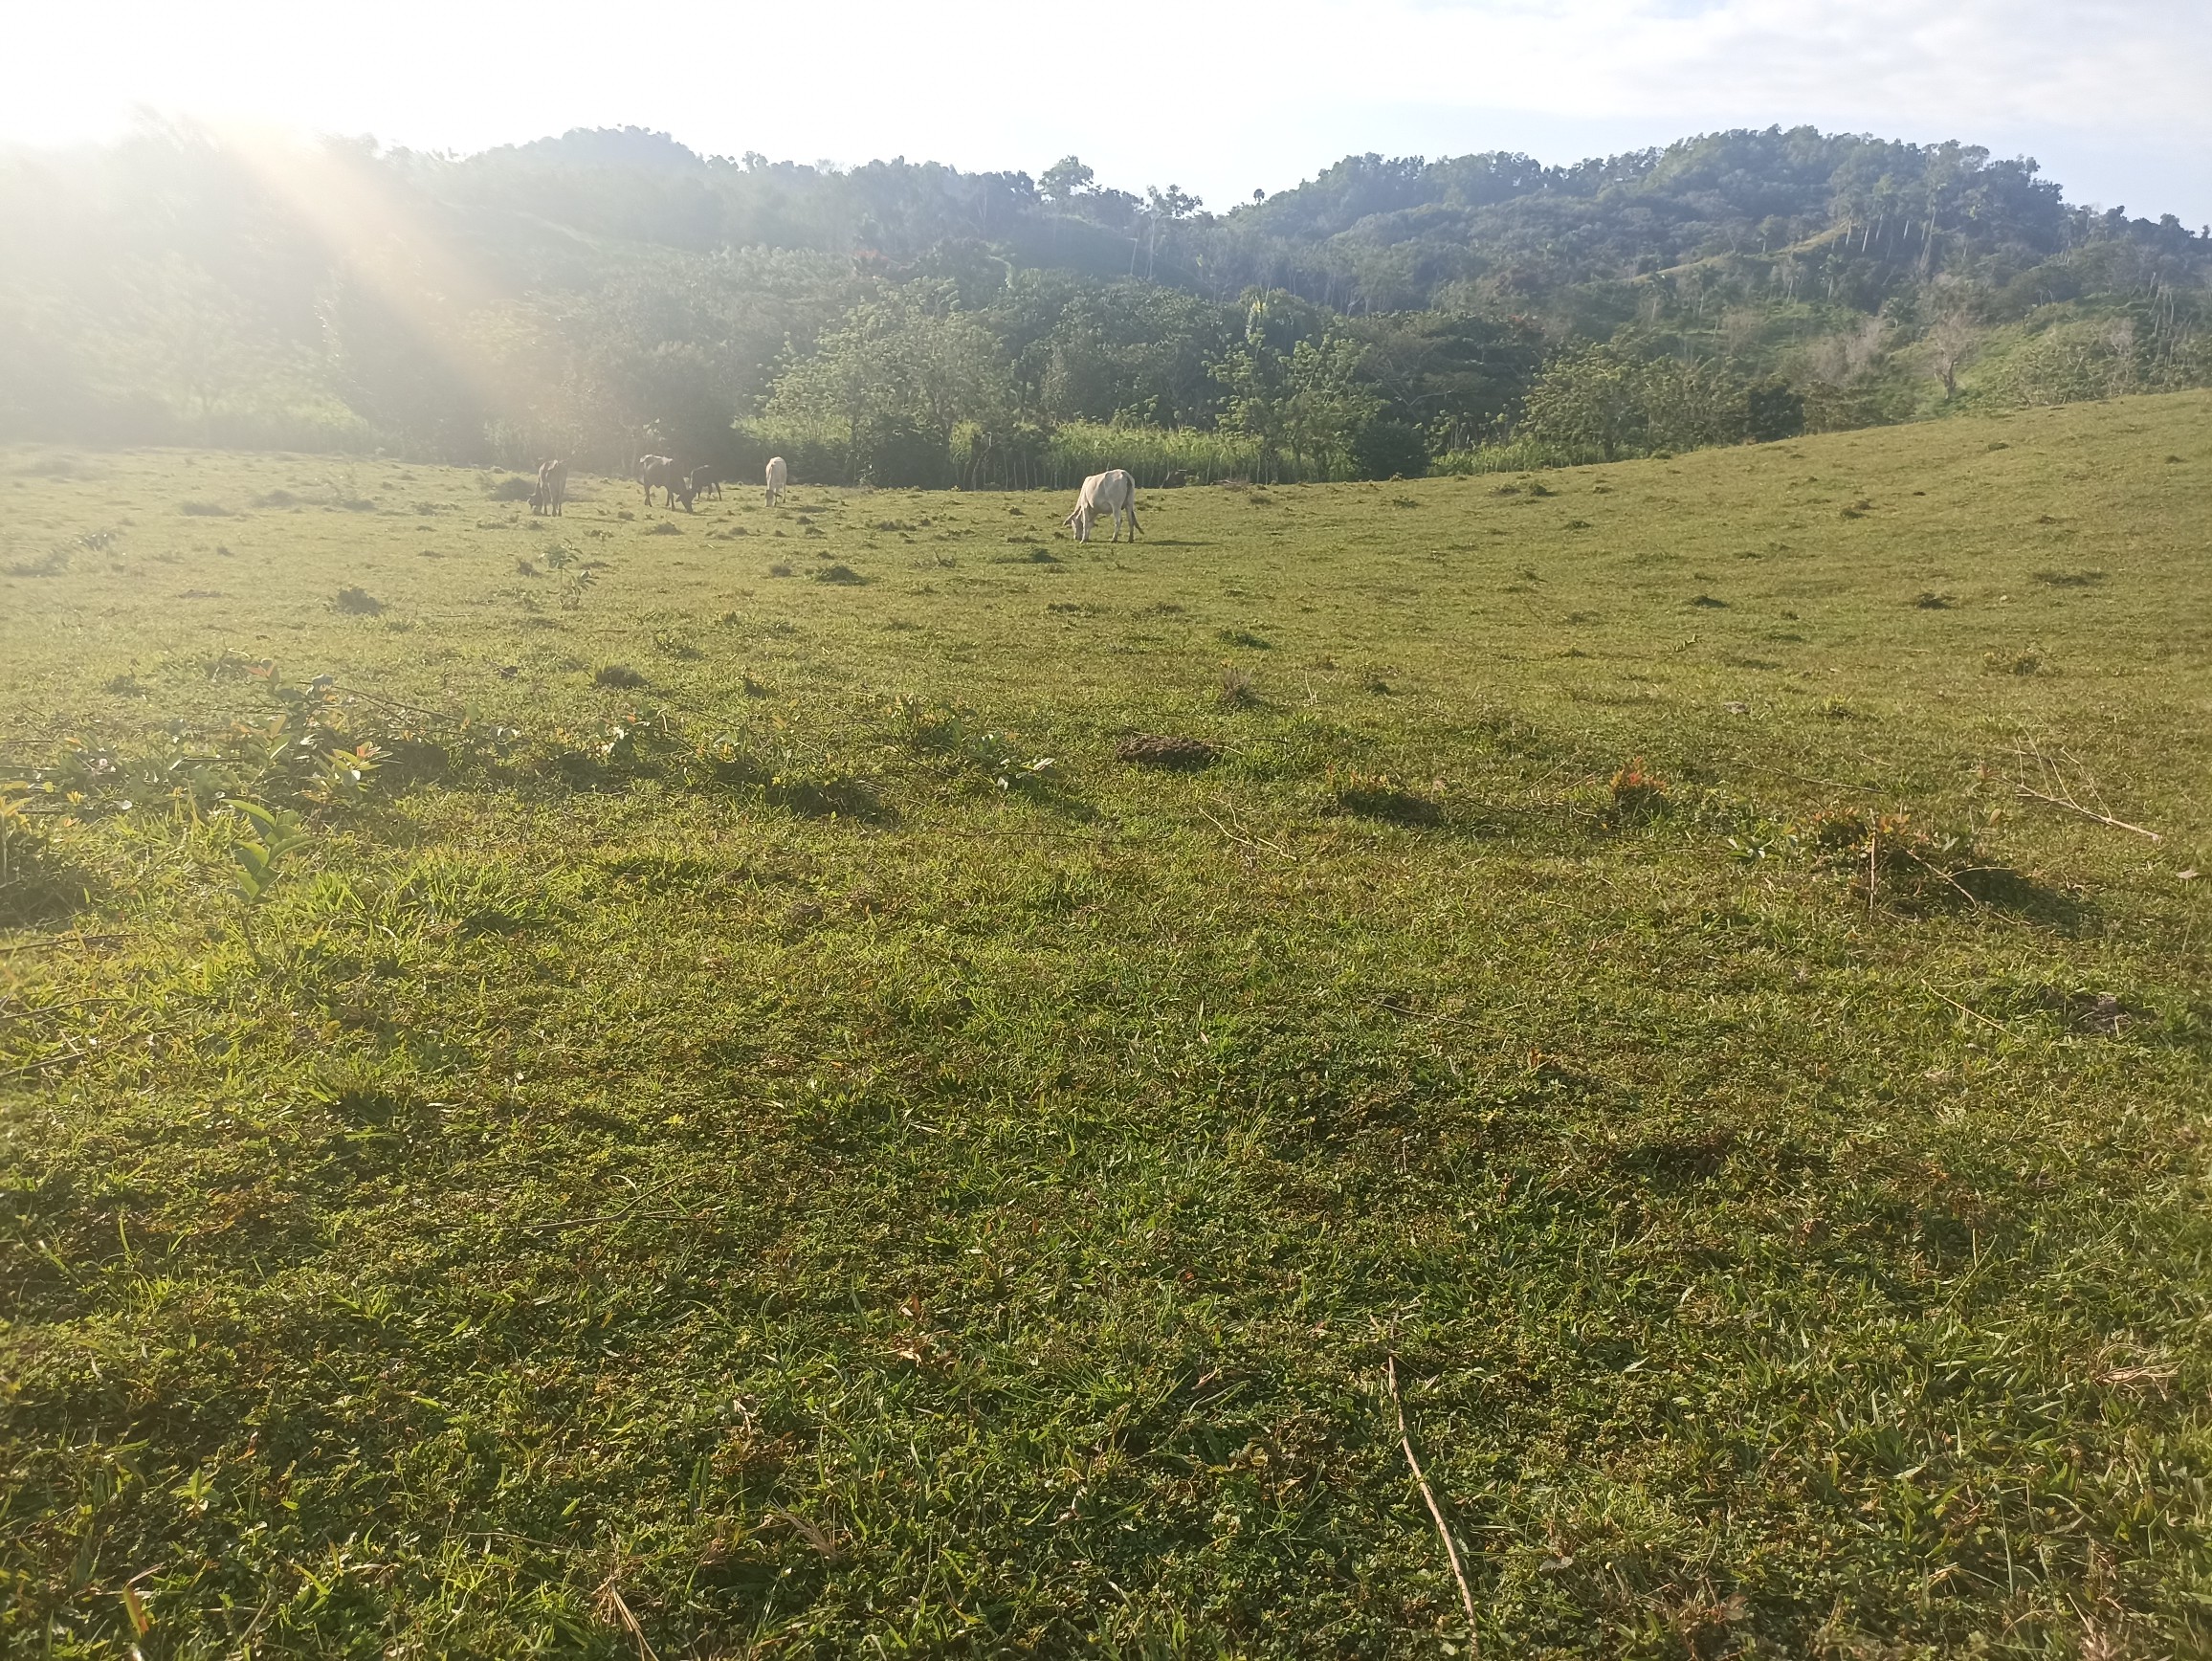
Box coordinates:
[4,392,2210,1658]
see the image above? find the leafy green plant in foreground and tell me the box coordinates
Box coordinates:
[223,799,312,906]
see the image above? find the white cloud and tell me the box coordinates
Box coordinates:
[2,0,2205,221]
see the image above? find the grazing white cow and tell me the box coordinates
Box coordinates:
[764,455,788,507]
[1065,469,1140,543]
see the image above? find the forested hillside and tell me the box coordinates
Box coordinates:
[2,122,2206,481]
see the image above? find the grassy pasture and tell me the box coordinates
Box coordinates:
[3,393,2210,1657]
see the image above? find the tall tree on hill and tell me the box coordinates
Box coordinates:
[1039,157,1095,206]
[1139,185,1204,280]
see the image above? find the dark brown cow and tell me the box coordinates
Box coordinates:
[636,454,682,508]
[688,466,722,500]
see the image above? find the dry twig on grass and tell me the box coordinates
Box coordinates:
[1387,1355,1480,1650]
[2011,738,2161,840]
[765,1507,842,1560]
[1922,981,2008,1032]
[2013,785,2161,839]
[523,1177,681,1232]
[1199,804,1294,861]
[594,1563,660,1661]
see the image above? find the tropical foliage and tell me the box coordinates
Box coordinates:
[1,122,2207,479]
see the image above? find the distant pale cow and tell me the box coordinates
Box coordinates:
[689,465,722,500]
[1065,469,1140,543]
[636,454,682,508]
[531,457,567,516]
[764,455,788,507]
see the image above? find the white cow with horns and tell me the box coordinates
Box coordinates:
[1064,469,1140,543]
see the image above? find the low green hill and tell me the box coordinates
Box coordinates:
[3,391,2209,1653]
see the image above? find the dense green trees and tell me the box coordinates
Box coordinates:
[0,122,2204,477]
[1516,342,1789,461]
[761,281,1010,485]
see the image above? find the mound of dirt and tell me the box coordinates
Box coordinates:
[1115,734,1216,770]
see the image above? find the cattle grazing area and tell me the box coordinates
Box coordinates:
[4,392,2211,1656]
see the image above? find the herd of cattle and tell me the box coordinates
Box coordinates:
[525,455,1140,543]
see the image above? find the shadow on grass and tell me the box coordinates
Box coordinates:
[1949,865,2097,932]
[0,855,97,929]
[764,776,895,824]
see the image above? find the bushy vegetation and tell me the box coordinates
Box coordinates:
[3,392,2209,1654]
[2,124,2206,483]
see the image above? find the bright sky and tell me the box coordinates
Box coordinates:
[4,0,2208,226]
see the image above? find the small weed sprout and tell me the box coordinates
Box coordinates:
[1610,758,1671,820]
[226,800,312,905]
[1217,668,1259,708]
[334,586,385,615]
[653,630,701,660]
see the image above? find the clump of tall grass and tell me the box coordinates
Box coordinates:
[1034,424,1300,490]
[734,416,1358,492]
[1431,436,1582,476]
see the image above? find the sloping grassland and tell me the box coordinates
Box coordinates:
[3,392,2210,1655]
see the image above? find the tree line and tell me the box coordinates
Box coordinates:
[1,122,2205,482]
